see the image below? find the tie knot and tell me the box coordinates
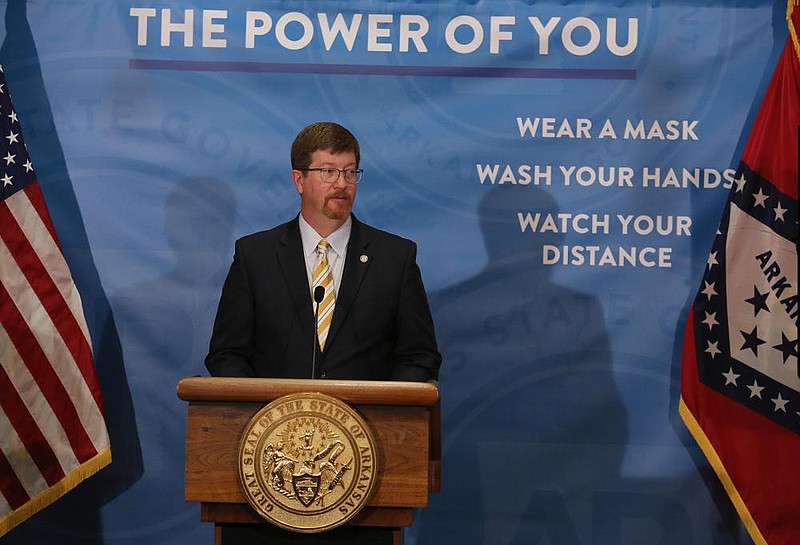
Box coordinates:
[317,239,332,253]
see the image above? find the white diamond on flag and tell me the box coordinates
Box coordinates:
[726,204,799,392]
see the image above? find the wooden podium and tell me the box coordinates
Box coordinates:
[177,377,441,545]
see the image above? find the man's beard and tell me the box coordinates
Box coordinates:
[323,193,352,220]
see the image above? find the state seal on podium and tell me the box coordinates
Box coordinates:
[238,392,379,533]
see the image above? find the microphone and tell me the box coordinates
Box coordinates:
[311,286,325,379]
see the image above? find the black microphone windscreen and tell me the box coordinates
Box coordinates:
[314,285,325,303]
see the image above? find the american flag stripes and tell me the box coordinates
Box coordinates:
[679,6,800,545]
[0,65,110,536]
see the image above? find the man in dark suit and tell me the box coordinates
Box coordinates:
[205,121,441,382]
[204,122,441,544]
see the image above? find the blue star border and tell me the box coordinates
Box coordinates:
[692,161,799,433]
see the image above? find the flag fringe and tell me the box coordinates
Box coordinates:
[678,398,768,545]
[789,0,800,62]
[0,447,112,538]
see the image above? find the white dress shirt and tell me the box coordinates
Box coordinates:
[298,214,351,299]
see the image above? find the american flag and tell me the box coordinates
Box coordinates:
[0,65,110,536]
[679,9,800,545]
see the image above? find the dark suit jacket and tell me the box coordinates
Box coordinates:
[205,215,441,381]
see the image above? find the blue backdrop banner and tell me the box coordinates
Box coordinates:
[0,1,789,544]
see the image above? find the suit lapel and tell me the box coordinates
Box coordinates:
[277,217,315,336]
[326,216,371,350]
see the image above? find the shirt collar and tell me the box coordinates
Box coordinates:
[298,214,352,258]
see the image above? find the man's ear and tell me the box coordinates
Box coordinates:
[291,170,304,194]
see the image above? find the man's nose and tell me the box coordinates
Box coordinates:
[332,173,349,188]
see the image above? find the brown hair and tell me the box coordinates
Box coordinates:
[290,122,360,170]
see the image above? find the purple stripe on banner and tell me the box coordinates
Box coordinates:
[129,59,636,80]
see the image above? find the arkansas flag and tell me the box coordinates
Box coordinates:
[0,66,111,535]
[679,4,800,545]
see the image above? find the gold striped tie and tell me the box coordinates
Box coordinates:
[312,239,336,351]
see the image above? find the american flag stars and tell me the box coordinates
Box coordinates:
[0,64,35,197]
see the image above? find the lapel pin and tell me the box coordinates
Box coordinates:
[360,254,369,263]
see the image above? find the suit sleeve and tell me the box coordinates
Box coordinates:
[205,239,258,377]
[391,242,442,381]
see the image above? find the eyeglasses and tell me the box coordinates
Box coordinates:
[299,167,364,184]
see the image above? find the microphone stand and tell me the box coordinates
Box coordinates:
[311,286,325,379]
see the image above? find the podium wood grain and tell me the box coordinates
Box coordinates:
[178,377,440,520]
